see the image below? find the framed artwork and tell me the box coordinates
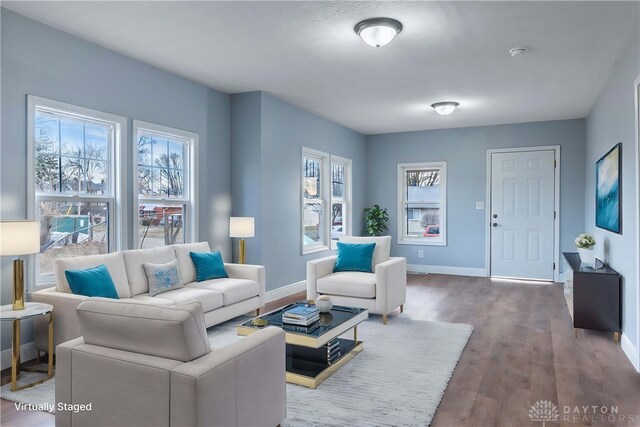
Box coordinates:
[596,143,622,234]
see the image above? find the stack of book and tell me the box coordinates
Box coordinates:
[325,338,341,364]
[282,305,320,326]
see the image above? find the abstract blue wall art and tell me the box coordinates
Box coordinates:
[596,143,622,234]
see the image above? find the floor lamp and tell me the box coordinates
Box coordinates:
[0,221,40,310]
[230,217,254,264]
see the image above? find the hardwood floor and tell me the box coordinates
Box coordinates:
[2,274,639,426]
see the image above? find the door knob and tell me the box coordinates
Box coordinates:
[492,223,498,227]
[493,214,498,219]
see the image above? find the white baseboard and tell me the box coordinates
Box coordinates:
[265,280,306,303]
[407,264,487,277]
[621,333,640,372]
[1,342,37,371]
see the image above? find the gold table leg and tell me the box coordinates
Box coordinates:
[353,325,358,342]
[48,312,54,378]
[613,332,620,343]
[12,312,55,391]
[11,319,20,391]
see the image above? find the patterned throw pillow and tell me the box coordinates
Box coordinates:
[143,260,182,296]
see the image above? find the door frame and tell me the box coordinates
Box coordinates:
[633,73,640,371]
[485,145,561,282]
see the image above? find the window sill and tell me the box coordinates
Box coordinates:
[398,239,447,247]
[302,245,330,255]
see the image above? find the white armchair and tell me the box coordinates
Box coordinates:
[307,236,406,324]
[56,299,286,427]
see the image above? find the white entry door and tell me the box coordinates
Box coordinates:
[490,150,556,280]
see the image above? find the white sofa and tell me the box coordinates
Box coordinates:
[32,242,265,353]
[306,236,407,324]
[56,299,286,427]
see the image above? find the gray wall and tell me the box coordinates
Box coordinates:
[365,119,586,270]
[584,29,639,359]
[0,9,231,352]
[231,92,367,291]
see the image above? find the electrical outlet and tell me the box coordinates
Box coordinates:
[476,202,485,210]
[418,250,424,259]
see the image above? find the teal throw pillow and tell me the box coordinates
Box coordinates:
[65,264,119,299]
[143,259,182,296]
[190,251,229,282]
[334,242,376,273]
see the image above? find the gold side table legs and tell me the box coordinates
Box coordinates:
[12,319,20,390]
[11,312,54,392]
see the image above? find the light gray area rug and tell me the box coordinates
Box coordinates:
[1,316,472,426]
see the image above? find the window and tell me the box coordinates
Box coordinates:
[134,121,197,249]
[330,156,352,248]
[28,96,126,286]
[302,148,329,254]
[302,148,352,254]
[398,162,447,246]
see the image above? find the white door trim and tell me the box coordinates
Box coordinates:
[485,145,561,282]
[633,73,640,371]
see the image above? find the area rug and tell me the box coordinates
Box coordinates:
[1,316,472,426]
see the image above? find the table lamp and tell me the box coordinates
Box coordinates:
[0,220,40,310]
[230,217,254,264]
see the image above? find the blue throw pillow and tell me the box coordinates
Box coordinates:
[143,260,182,296]
[190,251,229,282]
[334,242,376,273]
[65,264,119,299]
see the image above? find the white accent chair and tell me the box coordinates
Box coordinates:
[306,236,406,324]
[56,299,286,427]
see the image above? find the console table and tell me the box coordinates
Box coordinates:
[562,252,621,341]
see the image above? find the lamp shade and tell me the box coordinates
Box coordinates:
[0,220,40,256]
[230,217,255,238]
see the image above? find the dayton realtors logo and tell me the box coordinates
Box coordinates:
[529,400,637,425]
[529,400,560,426]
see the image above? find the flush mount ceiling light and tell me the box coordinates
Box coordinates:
[509,47,527,57]
[354,18,403,48]
[431,102,460,116]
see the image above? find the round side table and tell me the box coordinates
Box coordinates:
[0,302,54,391]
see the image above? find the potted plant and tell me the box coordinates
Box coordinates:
[364,205,389,236]
[575,233,596,269]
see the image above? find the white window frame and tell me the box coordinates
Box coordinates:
[302,147,330,254]
[27,95,127,289]
[330,155,352,249]
[132,120,198,249]
[397,161,447,246]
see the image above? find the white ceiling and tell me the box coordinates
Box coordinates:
[3,1,638,134]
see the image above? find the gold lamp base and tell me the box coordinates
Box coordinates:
[239,239,246,264]
[13,259,25,310]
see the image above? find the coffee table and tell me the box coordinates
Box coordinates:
[237,302,368,389]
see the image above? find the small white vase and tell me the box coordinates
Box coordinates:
[315,295,333,313]
[578,247,596,269]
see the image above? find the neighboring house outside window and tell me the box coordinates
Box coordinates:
[134,121,198,249]
[330,156,352,248]
[28,96,126,287]
[398,162,447,246]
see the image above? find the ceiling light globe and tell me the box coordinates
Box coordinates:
[431,102,460,116]
[355,18,403,48]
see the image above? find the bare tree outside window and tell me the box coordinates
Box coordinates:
[136,130,188,248]
[34,109,115,279]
